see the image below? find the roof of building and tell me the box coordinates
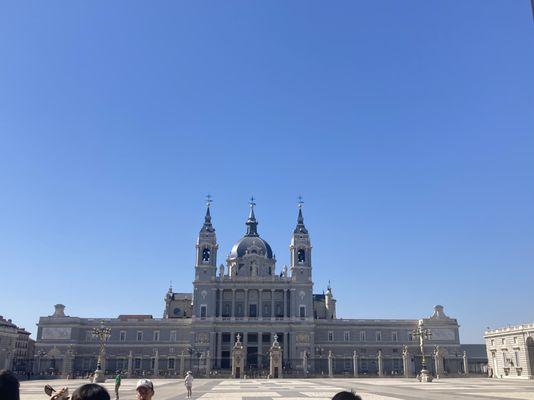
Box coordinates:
[117,315,154,321]
[460,344,487,359]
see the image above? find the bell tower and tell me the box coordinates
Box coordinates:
[195,195,218,281]
[290,196,312,282]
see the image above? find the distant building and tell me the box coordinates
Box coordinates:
[485,323,534,379]
[0,315,34,373]
[35,201,485,377]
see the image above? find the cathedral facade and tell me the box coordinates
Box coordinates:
[35,201,479,377]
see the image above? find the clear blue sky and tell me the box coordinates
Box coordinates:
[0,1,533,344]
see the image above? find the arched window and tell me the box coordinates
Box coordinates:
[202,248,211,262]
[298,249,306,263]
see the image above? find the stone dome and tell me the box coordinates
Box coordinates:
[229,236,274,259]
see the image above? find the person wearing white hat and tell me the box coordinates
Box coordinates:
[184,371,193,398]
[136,379,154,400]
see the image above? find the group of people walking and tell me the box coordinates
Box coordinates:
[0,369,195,400]
[0,368,361,400]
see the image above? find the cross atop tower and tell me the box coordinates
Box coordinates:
[297,195,304,209]
[206,194,213,208]
[249,195,256,209]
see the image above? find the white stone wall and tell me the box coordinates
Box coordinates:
[485,323,534,379]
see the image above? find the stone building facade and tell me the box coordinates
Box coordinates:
[35,201,483,378]
[0,315,34,373]
[485,323,534,379]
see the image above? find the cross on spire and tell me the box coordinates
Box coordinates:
[249,195,256,209]
[206,194,213,208]
[297,195,304,209]
[294,195,308,234]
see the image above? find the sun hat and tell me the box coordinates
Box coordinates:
[136,379,154,391]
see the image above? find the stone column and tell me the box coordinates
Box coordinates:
[353,351,359,378]
[127,351,133,378]
[258,332,263,368]
[271,289,275,320]
[283,289,287,319]
[62,349,74,378]
[217,333,223,368]
[206,351,211,375]
[402,346,410,378]
[433,346,444,378]
[219,289,223,318]
[180,351,185,376]
[154,349,159,377]
[328,350,333,378]
[231,289,236,319]
[283,333,289,362]
[259,289,263,320]
[377,350,383,377]
[463,351,469,375]
[4,350,13,370]
[244,289,249,318]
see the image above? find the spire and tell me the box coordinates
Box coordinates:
[294,195,308,234]
[200,194,215,233]
[245,196,259,236]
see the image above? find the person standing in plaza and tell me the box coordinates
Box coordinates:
[0,369,20,400]
[136,379,155,400]
[114,372,121,400]
[184,371,193,398]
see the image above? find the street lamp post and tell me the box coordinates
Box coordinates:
[92,321,112,383]
[411,321,433,383]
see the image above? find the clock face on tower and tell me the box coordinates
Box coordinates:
[173,307,182,316]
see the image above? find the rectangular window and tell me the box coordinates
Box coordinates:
[328,331,334,342]
[249,304,257,318]
[170,331,177,342]
[360,331,366,342]
[376,331,382,342]
[299,306,306,318]
[515,351,520,367]
[514,337,517,344]
[344,331,350,342]
[137,331,143,341]
[200,305,207,319]
[120,331,126,342]
[153,331,160,341]
[491,339,494,346]
[501,338,505,345]
[134,358,141,369]
[392,331,398,342]
[151,358,155,369]
[168,358,175,370]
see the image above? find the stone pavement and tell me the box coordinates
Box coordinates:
[19,377,534,400]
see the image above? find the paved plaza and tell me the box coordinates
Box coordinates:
[19,378,534,400]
